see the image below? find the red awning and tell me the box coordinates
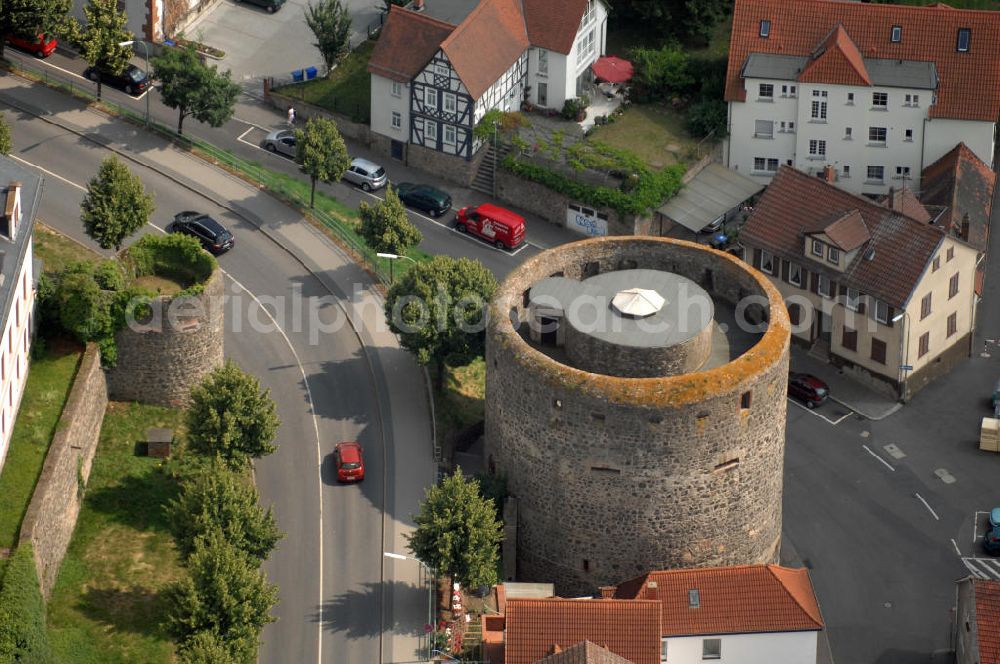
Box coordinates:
[591,56,634,83]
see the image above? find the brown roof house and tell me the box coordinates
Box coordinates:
[723,0,1000,197]
[367,0,608,179]
[955,577,1000,664]
[740,165,979,399]
[920,142,997,253]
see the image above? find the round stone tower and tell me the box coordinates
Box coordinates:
[484,236,790,596]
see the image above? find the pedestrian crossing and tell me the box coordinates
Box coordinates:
[962,557,1000,579]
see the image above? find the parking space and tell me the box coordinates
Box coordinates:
[787,397,853,425]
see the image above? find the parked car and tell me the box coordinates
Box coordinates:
[262,129,296,157]
[788,372,829,408]
[984,508,1000,554]
[343,158,387,192]
[236,0,285,12]
[171,211,235,254]
[334,442,365,482]
[394,182,452,218]
[455,203,526,250]
[83,63,150,96]
[5,33,57,58]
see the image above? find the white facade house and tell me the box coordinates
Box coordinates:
[663,630,818,664]
[725,0,1000,197]
[0,160,40,473]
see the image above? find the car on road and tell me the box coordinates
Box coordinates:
[236,0,285,12]
[262,129,296,157]
[170,211,235,254]
[5,33,57,58]
[788,372,829,408]
[984,508,1000,554]
[394,182,452,218]
[334,442,365,482]
[455,203,526,250]
[83,63,150,96]
[343,158,387,192]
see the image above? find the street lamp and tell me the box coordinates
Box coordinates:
[892,310,910,400]
[384,551,435,661]
[118,39,149,126]
[377,252,417,284]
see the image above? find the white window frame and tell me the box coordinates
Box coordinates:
[847,92,855,104]
[867,165,885,183]
[904,128,914,141]
[443,124,457,145]
[759,19,770,37]
[809,139,826,157]
[759,83,774,99]
[957,28,971,52]
[811,100,827,120]
[391,81,402,97]
[754,157,766,172]
[537,49,548,76]
[868,126,887,144]
[818,275,832,299]
[875,300,889,324]
[812,239,824,257]
[443,92,457,113]
[435,63,449,77]
[872,91,888,108]
[755,119,774,138]
[788,262,802,287]
[828,246,839,263]
[391,111,401,129]
[660,638,668,664]
[425,120,437,141]
[846,287,860,311]
[760,250,775,275]
[891,25,902,42]
[424,87,437,110]
[702,638,722,660]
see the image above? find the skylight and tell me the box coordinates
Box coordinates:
[759,19,771,38]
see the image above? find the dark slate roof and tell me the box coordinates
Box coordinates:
[0,158,41,337]
[741,166,945,308]
[920,142,996,253]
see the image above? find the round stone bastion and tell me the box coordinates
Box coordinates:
[484,236,791,596]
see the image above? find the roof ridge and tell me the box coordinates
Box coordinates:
[780,167,933,227]
[766,565,825,629]
[441,0,523,50]
[387,4,457,30]
[788,0,1000,15]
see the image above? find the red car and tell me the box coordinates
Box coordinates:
[5,33,57,58]
[788,372,830,408]
[334,442,365,482]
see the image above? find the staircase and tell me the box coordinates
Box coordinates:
[471,143,509,196]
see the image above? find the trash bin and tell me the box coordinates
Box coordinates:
[305,66,318,80]
[292,69,304,82]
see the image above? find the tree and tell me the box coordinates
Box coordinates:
[153,45,240,135]
[384,256,497,387]
[167,459,282,561]
[75,0,132,100]
[0,0,71,59]
[187,360,280,466]
[177,631,240,664]
[0,544,52,663]
[167,529,278,662]
[358,186,422,256]
[0,114,10,156]
[294,117,350,208]
[81,155,155,251]
[304,0,352,71]
[406,468,503,590]
[686,98,728,139]
[630,44,692,102]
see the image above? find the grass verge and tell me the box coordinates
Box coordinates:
[33,223,102,273]
[47,401,187,664]
[434,358,485,452]
[274,41,375,123]
[588,104,700,169]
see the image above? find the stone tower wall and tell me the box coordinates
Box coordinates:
[484,237,790,596]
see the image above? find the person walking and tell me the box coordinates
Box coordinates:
[287,106,296,126]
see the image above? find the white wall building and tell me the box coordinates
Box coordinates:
[725,0,1000,197]
[0,160,41,472]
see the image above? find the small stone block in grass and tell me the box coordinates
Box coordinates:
[146,428,173,458]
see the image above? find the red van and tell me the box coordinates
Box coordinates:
[455,203,525,250]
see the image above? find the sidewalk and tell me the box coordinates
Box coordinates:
[790,345,902,420]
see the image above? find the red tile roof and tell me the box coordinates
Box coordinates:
[368,6,455,83]
[441,0,530,100]
[921,142,997,252]
[726,0,1000,121]
[740,166,946,308]
[523,0,589,55]
[614,564,824,637]
[537,640,636,664]
[798,24,871,87]
[504,598,661,664]
[974,578,1000,663]
[879,186,932,223]
[810,209,871,251]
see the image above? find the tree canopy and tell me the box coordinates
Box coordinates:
[304,0,352,71]
[613,0,730,43]
[74,0,132,100]
[0,0,71,59]
[0,114,11,156]
[0,544,52,663]
[294,117,351,208]
[153,45,240,135]
[358,186,422,256]
[81,155,155,251]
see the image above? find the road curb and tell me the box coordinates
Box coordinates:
[830,396,902,421]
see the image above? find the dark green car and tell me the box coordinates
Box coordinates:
[394,182,452,218]
[236,0,284,13]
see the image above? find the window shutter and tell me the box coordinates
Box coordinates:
[810,272,819,294]
[887,306,895,327]
[838,283,846,297]
[753,248,762,269]
[781,260,789,282]
[858,297,866,315]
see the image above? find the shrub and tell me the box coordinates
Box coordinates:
[0,545,53,663]
[560,97,589,121]
[686,98,729,138]
[177,630,240,664]
[125,233,216,291]
[630,44,693,102]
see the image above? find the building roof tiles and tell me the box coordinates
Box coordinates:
[367,7,455,83]
[921,142,996,252]
[441,0,530,100]
[973,578,1000,662]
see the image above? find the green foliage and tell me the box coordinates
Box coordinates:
[0,545,53,663]
[304,0,352,70]
[560,97,589,121]
[686,98,728,138]
[0,0,72,59]
[630,44,692,102]
[406,467,503,589]
[167,459,282,562]
[475,472,507,520]
[73,0,131,100]
[186,360,281,467]
[688,54,727,100]
[294,117,350,208]
[358,186,422,256]
[176,631,239,664]
[473,108,503,143]
[81,156,155,252]
[167,530,278,663]
[124,233,216,291]
[0,114,10,156]
[153,45,240,135]
[613,0,731,42]
[384,256,497,374]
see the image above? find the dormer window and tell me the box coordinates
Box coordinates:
[811,239,824,257]
[957,28,971,52]
[827,246,840,264]
[759,19,771,38]
[890,26,902,43]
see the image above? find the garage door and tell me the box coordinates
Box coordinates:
[567,203,609,236]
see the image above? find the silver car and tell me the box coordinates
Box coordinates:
[343,158,387,191]
[262,129,296,157]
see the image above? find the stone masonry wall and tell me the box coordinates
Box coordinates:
[18,344,107,598]
[485,237,790,596]
[106,269,224,407]
[265,90,371,144]
[406,142,488,189]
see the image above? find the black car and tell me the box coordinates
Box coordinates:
[236,0,285,12]
[83,63,150,96]
[394,182,452,218]
[171,211,235,253]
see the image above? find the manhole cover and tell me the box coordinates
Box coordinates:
[884,601,893,609]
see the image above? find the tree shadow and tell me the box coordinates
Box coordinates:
[84,470,179,533]
[310,579,430,640]
[77,585,172,640]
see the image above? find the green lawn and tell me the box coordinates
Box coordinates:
[589,104,700,169]
[47,402,187,664]
[274,40,375,123]
[34,223,101,273]
[434,358,485,450]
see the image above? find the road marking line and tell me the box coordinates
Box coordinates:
[233,116,272,131]
[30,57,89,82]
[788,398,850,424]
[952,538,962,556]
[237,126,256,142]
[915,493,939,520]
[963,557,1000,580]
[10,154,86,191]
[861,444,895,471]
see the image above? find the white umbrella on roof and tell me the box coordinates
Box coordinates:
[611,288,665,318]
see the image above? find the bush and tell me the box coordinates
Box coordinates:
[686,98,728,138]
[177,630,241,664]
[0,545,53,663]
[630,44,693,102]
[125,233,216,292]
[560,97,589,121]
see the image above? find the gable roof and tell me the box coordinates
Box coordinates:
[921,142,997,252]
[368,6,455,83]
[973,578,1000,663]
[880,186,932,223]
[537,640,636,664]
[613,564,824,638]
[523,0,589,55]
[808,209,871,251]
[504,598,661,664]
[798,24,871,87]
[440,0,530,99]
[740,166,946,308]
[726,0,1000,122]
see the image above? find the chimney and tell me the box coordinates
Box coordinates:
[1,182,22,241]
[598,586,616,599]
[822,165,836,183]
[645,580,658,601]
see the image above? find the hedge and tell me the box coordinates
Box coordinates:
[0,545,52,664]
[125,234,217,295]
